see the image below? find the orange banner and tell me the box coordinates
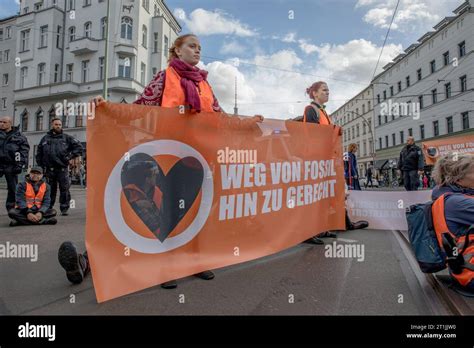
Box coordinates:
[422,134,474,165]
[86,103,345,302]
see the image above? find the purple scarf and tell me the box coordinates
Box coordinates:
[169,58,208,112]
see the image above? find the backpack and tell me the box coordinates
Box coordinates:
[406,201,447,273]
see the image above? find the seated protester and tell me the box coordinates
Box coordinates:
[432,153,474,236]
[8,167,57,226]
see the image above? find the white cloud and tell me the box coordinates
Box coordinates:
[173,8,257,37]
[298,39,319,54]
[220,41,246,55]
[356,0,461,33]
[253,50,303,70]
[282,32,297,43]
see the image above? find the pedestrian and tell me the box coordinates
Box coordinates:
[0,116,30,212]
[36,118,83,215]
[397,136,424,191]
[366,165,373,188]
[423,174,429,189]
[8,167,57,226]
[61,33,263,289]
[344,143,361,190]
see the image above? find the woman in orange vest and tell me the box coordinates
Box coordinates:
[90,34,263,289]
[303,81,332,125]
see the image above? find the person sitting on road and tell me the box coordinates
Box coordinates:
[8,167,57,226]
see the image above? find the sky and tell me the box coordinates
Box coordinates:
[0,0,463,118]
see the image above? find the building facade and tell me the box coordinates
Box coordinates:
[373,0,474,175]
[332,85,375,178]
[0,0,181,166]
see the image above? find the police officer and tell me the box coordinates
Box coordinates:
[398,136,424,191]
[36,118,83,215]
[0,116,30,212]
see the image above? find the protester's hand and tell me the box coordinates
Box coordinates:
[252,115,264,123]
[35,212,43,221]
[418,170,424,175]
[27,213,38,222]
[91,95,106,107]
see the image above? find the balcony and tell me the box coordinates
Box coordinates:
[69,38,100,55]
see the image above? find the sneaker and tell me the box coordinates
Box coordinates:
[161,280,178,289]
[304,236,324,245]
[352,221,369,230]
[194,270,215,280]
[58,242,89,284]
[9,220,20,227]
[317,231,337,238]
[44,218,58,225]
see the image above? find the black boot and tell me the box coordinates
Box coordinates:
[194,270,215,280]
[161,280,178,289]
[58,242,89,284]
[304,236,324,245]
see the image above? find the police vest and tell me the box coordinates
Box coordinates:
[19,182,47,209]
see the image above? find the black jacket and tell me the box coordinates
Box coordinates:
[0,127,30,173]
[15,176,51,214]
[398,144,424,171]
[36,130,83,169]
[303,102,325,124]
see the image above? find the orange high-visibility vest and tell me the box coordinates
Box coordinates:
[124,184,163,210]
[18,182,47,209]
[161,66,215,112]
[432,193,474,287]
[303,104,331,125]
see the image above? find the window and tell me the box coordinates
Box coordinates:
[2,73,8,86]
[433,120,439,137]
[408,128,413,137]
[385,135,389,148]
[54,64,59,83]
[392,133,396,146]
[21,110,29,132]
[462,112,470,130]
[56,26,62,48]
[68,26,76,42]
[420,125,425,139]
[390,86,394,96]
[362,104,365,114]
[460,75,467,93]
[142,0,150,11]
[35,2,43,10]
[20,29,30,51]
[397,81,402,92]
[377,94,380,103]
[83,0,91,6]
[118,56,131,78]
[75,110,83,127]
[6,26,12,39]
[142,25,147,48]
[379,137,382,149]
[443,51,450,66]
[38,63,46,85]
[20,67,28,88]
[356,124,360,137]
[446,116,453,134]
[432,89,437,104]
[81,60,89,82]
[1,98,6,110]
[121,17,133,40]
[40,25,48,47]
[407,101,411,115]
[378,115,381,126]
[417,68,422,81]
[48,105,56,125]
[363,141,367,156]
[445,82,451,98]
[62,112,68,128]
[384,114,388,123]
[4,49,9,62]
[418,95,423,109]
[430,60,436,73]
[66,63,73,81]
[400,131,404,144]
[458,41,465,58]
[140,62,146,84]
[383,91,387,100]
[153,33,159,53]
[23,7,29,14]
[368,101,371,110]
[100,17,107,39]
[36,108,43,131]
[84,22,92,38]
[406,76,410,87]
[0,28,3,41]
[99,57,105,79]
[67,0,75,11]
[164,35,169,56]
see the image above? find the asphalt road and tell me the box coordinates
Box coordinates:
[0,187,440,315]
